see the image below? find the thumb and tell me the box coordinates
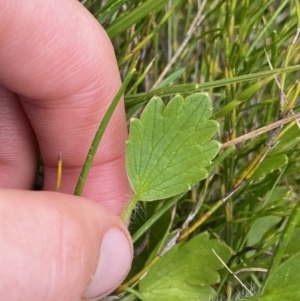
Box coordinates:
[0,189,133,301]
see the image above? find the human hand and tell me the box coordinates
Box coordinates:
[0,1,133,300]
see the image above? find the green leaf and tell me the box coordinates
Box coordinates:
[285,225,300,256]
[269,124,300,155]
[125,65,300,109]
[155,68,186,89]
[106,0,169,40]
[258,252,300,301]
[246,215,281,258]
[250,154,288,180]
[139,232,232,301]
[126,93,221,201]
[247,216,282,247]
[214,76,274,119]
[94,0,123,26]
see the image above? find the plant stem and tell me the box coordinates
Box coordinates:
[121,195,139,222]
[264,196,300,284]
[74,69,135,196]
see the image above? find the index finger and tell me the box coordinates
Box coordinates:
[0,0,132,214]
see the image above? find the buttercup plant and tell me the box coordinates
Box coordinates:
[122,92,221,221]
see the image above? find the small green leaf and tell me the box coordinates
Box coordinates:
[95,0,123,26]
[258,252,300,301]
[126,93,221,201]
[139,232,232,301]
[285,225,300,256]
[106,0,169,39]
[246,215,282,258]
[269,124,300,155]
[155,68,186,89]
[250,154,288,180]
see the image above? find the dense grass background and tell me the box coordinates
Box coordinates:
[81,0,300,300]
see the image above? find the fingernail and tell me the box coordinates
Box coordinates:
[84,227,133,299]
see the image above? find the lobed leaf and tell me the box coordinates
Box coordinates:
[126,93,221,201]
[139,232,232,301]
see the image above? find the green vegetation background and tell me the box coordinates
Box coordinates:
[81,0,300,300]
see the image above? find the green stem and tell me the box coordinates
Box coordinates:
[74,69,135,196]
[264,196,300,285]
[125,65,300,109]
[119,291,137,301]
[132,193,185,243]
[121,195,139,222]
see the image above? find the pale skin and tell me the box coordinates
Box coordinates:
[0,1,133,300]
